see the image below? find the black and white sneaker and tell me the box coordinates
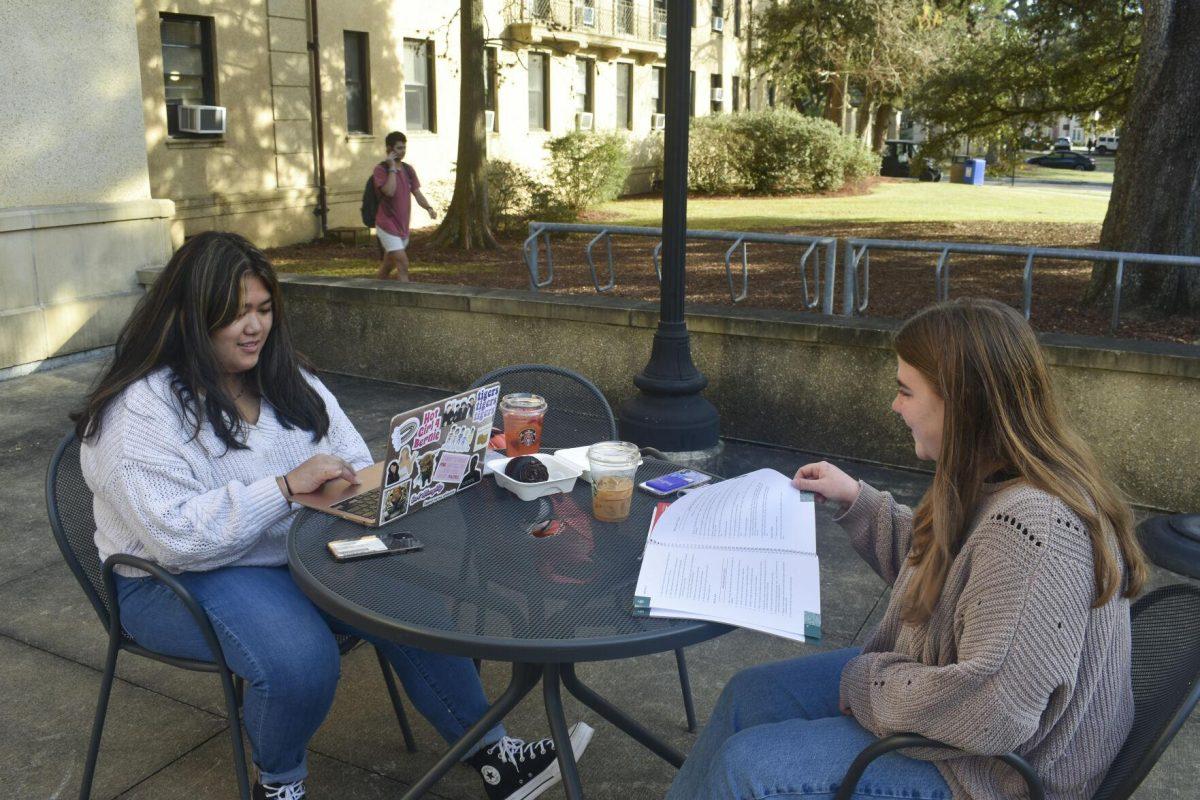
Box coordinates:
[252,779,306,800]
[469,722,594,800]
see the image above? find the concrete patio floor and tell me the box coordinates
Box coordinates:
[1,357,1195,799]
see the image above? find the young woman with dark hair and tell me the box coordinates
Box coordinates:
[667,298,1147,800]
[75,231,590,800]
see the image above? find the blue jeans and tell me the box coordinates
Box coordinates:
[115,566,504,785]
[666,648,951,800]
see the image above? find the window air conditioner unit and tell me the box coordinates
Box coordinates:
[579,5,597,26]
[485,110,495,131]
[712,88,725,102]
[178,104,226,134]
[576,111,594,131]
[655,21,668,38]
[711,17,724,33]
[651,113,666,130]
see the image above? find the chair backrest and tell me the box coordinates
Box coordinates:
[1093,583,1200,800]
[471,364,617,450]
[45,431,116,633]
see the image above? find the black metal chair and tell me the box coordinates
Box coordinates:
[834,583,1200,800]
[471,364,700,731]
[46,432,418,800]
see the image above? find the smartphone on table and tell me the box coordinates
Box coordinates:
[638,469,712,497]
[327,533,424,561]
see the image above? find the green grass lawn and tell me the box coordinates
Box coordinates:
[593,179,1109,231]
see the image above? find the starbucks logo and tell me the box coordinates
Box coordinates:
[518,428,537,446]
[481,765,501,785]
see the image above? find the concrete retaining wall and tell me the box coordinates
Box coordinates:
[140,273,1200,512]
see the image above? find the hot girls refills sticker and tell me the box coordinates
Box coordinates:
[432,451,472,484]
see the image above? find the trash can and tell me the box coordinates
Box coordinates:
[949,162,966,183]
[963,157,986,185]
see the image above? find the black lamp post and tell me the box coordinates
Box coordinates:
[617,0,720,454]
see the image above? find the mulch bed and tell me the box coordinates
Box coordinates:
[266,219,1199,346]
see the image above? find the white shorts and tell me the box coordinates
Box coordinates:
[376,229,409,253]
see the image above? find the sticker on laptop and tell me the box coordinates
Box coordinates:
[445,395,475,424]
[413,408,444,450]
[384,459,402,487]
[433,451,472,484]
[474,385,500,424]
[392,417,420,451]
[443,423,474,453]
[381,481,411,522]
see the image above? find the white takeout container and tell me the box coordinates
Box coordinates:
[551,445,643,485]
[488,453,582,500]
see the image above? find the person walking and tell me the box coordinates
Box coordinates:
[374,131,436,282]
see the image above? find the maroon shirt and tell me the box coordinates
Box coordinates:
[372,162,420,238]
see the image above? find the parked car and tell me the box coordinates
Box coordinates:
[1052,137,1073,151]
[880,139,942,182]
[1095,135,1119,154]
[1026,152,1097,171]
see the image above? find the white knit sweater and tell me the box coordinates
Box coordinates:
[80,367,373,577]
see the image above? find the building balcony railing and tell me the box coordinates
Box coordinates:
[504,0,669,60]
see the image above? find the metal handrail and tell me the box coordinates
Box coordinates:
[843,237,1200,332]
[525,221,838,310]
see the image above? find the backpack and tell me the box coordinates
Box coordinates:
[360,161,415,228]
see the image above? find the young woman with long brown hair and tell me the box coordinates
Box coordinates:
[74,232,590,800]
[666,298,1147,800]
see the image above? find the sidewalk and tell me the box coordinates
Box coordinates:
[1,358,1194,798]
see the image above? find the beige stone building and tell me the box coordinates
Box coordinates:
[134,0,762,245]
[1,0,760,373]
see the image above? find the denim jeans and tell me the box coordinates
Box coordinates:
[666,648,951,800]
[115,566,504,784]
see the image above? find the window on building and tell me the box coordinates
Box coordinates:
[160,14,217,137]
[616,63,633,130]
[731,75,740,113]
[712,1,724,20]
[404,39,435,131]
[528,52,548,130]
[734,0,742,36]
[653,0,667,39]
[616,0,635,35]
[484,47,499,132]
[652,66,665,114]
[344,31,371,134]
[574,58,594,114]
[690,71,696,117]
[711,73,723,114]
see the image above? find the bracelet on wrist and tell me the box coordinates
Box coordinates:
[282,474,294,496]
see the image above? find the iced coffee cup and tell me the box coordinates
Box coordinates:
[587,441,639,522]
[500,393,547,456]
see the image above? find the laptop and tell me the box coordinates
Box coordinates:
[291,383,501,527]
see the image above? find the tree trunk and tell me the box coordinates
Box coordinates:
[430,0,498,250]
[825,73,848,131]
[1086,1,1200,313]
[871,103,893,152]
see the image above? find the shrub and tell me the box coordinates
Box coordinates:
[685,109,875,195]
[687,116,752,194]
[544,131,631,215]
[486,159,543,234]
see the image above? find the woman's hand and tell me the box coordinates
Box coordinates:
[792,461,860,509]
[282,455,360,496]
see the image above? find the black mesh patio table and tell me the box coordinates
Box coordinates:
[289,457,730,799]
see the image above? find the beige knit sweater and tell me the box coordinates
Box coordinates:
[835,480,1133,800]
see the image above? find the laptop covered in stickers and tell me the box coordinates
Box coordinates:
[290,383,501,527]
